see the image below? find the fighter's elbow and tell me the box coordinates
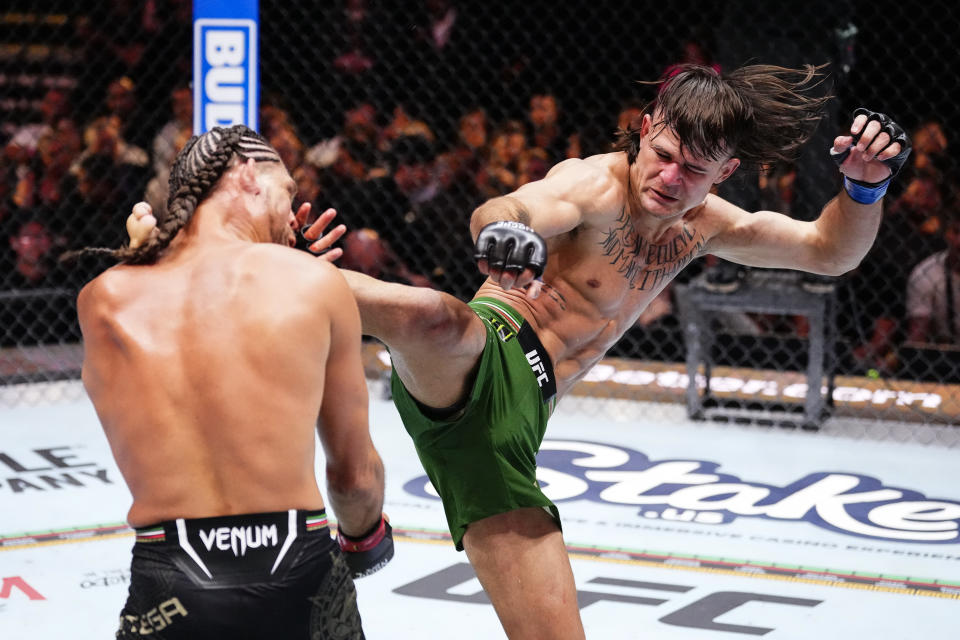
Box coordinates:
[327,469,379,501]
[809,238,868,276]
[819,260,857,277]
[327,457,382,496]
[831,247,872,276]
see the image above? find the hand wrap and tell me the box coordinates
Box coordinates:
[297,226,324,254]
[337,517,394,579]
[474,221,548,278]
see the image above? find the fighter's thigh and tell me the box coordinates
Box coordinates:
[389,295,487,409]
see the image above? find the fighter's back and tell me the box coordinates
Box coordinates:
[78,243,344,527]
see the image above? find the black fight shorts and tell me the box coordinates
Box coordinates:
[116,509,364,639]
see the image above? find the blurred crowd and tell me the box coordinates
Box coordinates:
[1,0,958,383]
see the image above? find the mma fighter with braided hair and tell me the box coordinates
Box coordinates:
[335,64,912,638]
[72,125,391,639]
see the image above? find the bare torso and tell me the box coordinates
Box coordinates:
[79,242,333,526]
[475,153,720,397]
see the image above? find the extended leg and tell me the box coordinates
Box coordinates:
[340,269,487,408]
[463,508,585,640]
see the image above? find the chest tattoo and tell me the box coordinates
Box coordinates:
[598,207,705,290]
[540,282,567,310]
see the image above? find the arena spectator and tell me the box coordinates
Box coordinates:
[616,100,645,137]
[1,216,79,347]
[269,124,306,171]
[906,203,960,345]
[476,121,547,199]
[526,91,578,167]
[144,85,193,218]
[393,134,479,290]
[5,219,62,288]
[340,228,433,288]
[385,0,489,123]
[847,172,948,374]
[4,88,72,162]
[306,101,386,200]
[151,85,192,177]
[329,0,379,77]
[11,120,82,216]
[58,153,143,286]
[260,102,296,140]
[292,164,325,214]
[908,118,948,181]
[435,107,488,199]
[317,0,387,121]
[336,134,476,292]
[72,115,149,182]
[378,103,437,152]
[104,77,145,146]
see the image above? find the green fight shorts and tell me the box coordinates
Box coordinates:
[391,296,559,550]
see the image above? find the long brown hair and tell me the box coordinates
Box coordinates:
[614,63,831,170]
[62,125,279,265]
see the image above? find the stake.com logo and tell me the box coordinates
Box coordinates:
[403,440,960,544]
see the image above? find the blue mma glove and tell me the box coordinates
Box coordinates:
[829,107,913,181]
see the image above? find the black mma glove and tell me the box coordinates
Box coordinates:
[337,516,394,579]
[297,226,327,254]
[474,221,548,278]
[829,107,913,184]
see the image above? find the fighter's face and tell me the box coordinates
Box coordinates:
[259,163,299,247]
[460,111,487,149]
[634,114,738,219]
[529,95,558,128]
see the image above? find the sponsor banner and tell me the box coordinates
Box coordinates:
[405,438,960,544]
[4,389,959,578]
[362,344,960,422]
[0,395,131,534]
[193,0,258,133]
[1,535,957,639]
[579,358,955,421]
[361,395,960,581]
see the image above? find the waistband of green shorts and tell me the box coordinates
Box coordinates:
[469,297,526,331]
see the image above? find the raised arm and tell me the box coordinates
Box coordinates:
[314,264,385,538]
[469,159,595,241]
[470,158,618,291]
[706,109,912,275]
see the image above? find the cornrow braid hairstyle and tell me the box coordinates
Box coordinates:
[61,124,280,266]
[613,63,832,170]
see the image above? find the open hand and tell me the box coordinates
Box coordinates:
[296,203,346,262]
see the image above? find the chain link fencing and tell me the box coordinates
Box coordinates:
[1,1,958,442]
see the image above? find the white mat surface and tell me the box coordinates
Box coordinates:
[2,382,958,638]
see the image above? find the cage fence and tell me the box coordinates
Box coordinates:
[1,0,958,442]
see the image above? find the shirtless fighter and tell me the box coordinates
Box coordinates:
[75,125,391,639]
[337,64,911,638]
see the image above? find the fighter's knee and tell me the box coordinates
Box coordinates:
[419,293,477,351]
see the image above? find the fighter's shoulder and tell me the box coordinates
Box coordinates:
[237,243,327,269]
[689,193,759,247]
[236,244,346,293]
[75,265,134,334]
[698,192,752,225]
[540,155,622,203]
[546,155,617,184]
[76,265,125,314]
